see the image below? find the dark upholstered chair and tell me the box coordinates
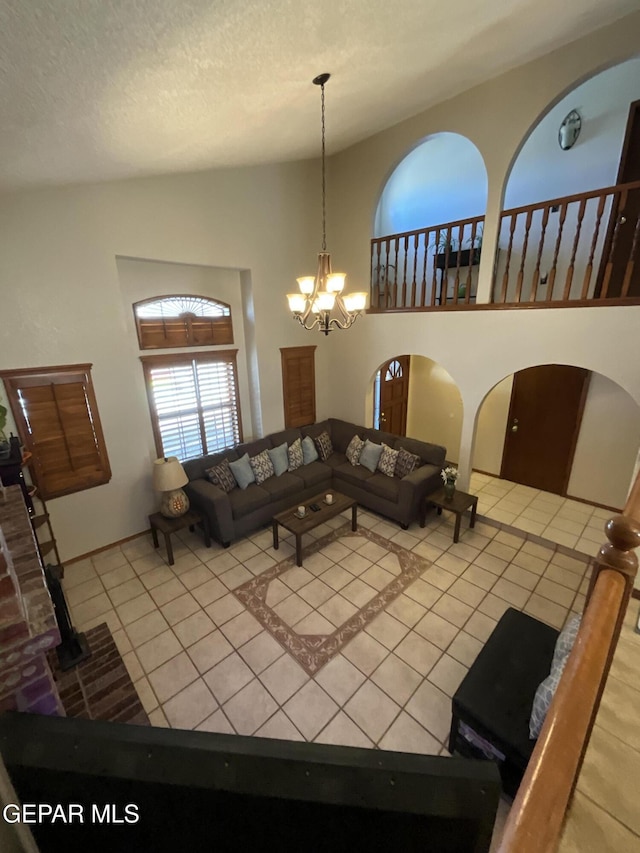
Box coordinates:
[449,607,559,797]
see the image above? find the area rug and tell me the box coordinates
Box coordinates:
[233,523,432,675]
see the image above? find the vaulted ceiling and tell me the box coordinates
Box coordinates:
[0,0,636,190]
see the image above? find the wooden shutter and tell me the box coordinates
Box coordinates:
[133,296,234,350]
[280,346,317,428]
[2,365,111,500]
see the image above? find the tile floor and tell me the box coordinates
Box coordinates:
[470,471,617,556]
[61,491,636,850]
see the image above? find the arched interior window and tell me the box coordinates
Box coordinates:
[134,294,233,350]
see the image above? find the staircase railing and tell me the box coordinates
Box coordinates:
[498,471,640,852]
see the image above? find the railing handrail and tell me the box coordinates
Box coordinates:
[370,213,485,246]
[498,467,640,853]
[500,178,640,218]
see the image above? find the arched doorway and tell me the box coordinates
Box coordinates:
[373,356,410,436]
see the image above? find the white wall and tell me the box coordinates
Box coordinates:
[473,376,514,475]
[406,357,463,462]
[0,161,327,560]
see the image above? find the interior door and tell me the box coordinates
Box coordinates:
[500,365,590,495]
[378,356,410,436]
[596,99,640,298]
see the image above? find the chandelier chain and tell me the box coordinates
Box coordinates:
[320,80,326,252]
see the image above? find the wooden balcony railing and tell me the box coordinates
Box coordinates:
[369,180,640,311]
[369,216,484,310]
[495,179,640,306]
[498,471,640,853]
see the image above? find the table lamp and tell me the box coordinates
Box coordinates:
[153,457,190,518]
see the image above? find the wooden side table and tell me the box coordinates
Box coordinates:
[148,510,210,566]
[420,486,478,544]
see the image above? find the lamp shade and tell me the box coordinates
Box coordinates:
[153,457,188,492]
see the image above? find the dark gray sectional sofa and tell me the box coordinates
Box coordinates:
[183,418,446,547]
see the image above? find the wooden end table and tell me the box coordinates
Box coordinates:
[272,491,357,567]
[149,509,210,566]
[420,487,478,544]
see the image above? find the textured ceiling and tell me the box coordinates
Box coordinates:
[0,0,636,191]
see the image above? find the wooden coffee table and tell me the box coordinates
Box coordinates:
[272,490,357,567]
[420,486,478,544]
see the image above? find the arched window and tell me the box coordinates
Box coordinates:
[385,359,403,381]
[133,294,233,350]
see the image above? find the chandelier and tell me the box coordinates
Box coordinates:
[287,73,367,335]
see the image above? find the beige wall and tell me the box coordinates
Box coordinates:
[406,357,463,462]
[326,11,640,505]
[473,376,514,475]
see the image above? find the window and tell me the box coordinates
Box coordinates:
[1,364,111,500]
[133,295,233,350]
[141,351,242,460]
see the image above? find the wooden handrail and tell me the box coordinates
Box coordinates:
[370,214,485,246]
[500,178,640,217]
[498,470,640,853]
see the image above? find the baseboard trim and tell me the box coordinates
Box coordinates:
[64,529,150,566]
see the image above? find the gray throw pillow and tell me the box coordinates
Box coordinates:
[268,442,289,477]
[249,449,275,485]
[345,434,364,466]
[359,439,383,473]
[529,655,567,739]
[377,443,399,477]
[205,459,236,494]
[552,614,581,667]
[228,453,255,490]
[302,435,319,464]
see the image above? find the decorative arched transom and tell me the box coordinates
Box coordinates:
[133,294,233,349]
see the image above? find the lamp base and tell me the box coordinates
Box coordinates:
[160,488,190,518]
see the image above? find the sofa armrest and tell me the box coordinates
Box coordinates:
[184,479,234,546]
[397,463,441,518]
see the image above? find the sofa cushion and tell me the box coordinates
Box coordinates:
[377,443,399,477]
[236,438,272,459]
[359,439,383,473]
[395,447,420,479]
[398,437,445,467]
[345,434,365,466]
[314,430,333,462]
[323,451,347,469]
[332,461,375,488]
[288,437,303,471]
[302,435,319,464]
[290,460,330,488]
[205,459,236,494]
[267,442,289,477]
[367,472,402,501]
[365,427,400,449]
[249,449,275,484]
[301,420,331,441]
[261,472,304,502]
[269,428,302,449]
[228,483,271,519]
[184,448,239,482]
[229,453,255,490]
[330,419,362,454]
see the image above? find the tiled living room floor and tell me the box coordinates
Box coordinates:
[63,506,591,747]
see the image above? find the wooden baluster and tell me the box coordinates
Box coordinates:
[383,239,390,309]
[452,223,463,303]
[530,206,550,303]
[600,189,628,299]
[401,235,409,306]
[500,213,517,303]
[581,193,607,300]
[421,230,430,306]
[411,233,418,307]
[372,240,380,308]
[546,202,567,301]
[465,220,477,304]
[392,237,399,307]
[431,227,440,307]
[515,210,533,303]
[562,198,587,301]
[620,214,640,298]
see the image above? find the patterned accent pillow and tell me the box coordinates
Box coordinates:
[205,459,236,494]
[529,654,568,739]
[395,446,421,479]
[314,430,333,462]
[345,434,364,466]
[288,437,303,471]
[249,449,275,484]
[552,614,581,667]
[377,443,399,477]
